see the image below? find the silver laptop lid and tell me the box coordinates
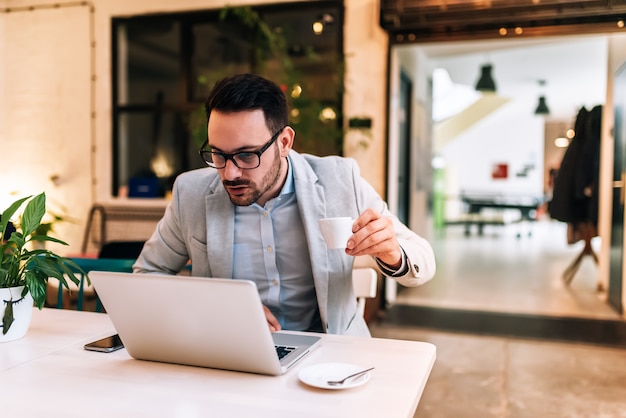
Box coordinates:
[89,271,320,375]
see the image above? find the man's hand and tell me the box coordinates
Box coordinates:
[345,208,403,269]
[263,305,281,332]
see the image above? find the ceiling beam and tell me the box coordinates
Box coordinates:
[380,0,626,43]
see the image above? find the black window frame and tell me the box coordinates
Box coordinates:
[111,1,345,197]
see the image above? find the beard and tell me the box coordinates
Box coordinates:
[222,146,283,206]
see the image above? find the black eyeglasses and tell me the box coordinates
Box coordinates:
[199,126,286,170]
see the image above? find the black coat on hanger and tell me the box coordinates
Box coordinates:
[549,105,601,225]
[579,105,602,224]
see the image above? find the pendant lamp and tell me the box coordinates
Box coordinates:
[534,79,550,115]
[535,96,550,115]
[475,64,496,92]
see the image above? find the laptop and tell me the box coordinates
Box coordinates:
[88,271,321,375]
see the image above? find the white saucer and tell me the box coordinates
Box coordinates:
[298,362,372,390]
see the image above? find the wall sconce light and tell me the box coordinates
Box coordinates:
[475,64,496,92]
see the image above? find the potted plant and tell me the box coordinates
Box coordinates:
[1,192,87,342]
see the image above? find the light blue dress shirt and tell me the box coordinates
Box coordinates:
[232,157,322,332]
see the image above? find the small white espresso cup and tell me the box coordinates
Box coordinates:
[318,217,354,249]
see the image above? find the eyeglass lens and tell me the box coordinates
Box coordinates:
[206,152,259,169]
[199,126,285,169]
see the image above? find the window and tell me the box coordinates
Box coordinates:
[112,2,344,197]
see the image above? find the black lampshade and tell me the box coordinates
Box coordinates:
[535,96,550,115]
[475,64,496,92]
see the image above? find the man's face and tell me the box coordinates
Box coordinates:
[207,109,292,207]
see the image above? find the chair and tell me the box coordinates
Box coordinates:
[51,258,135,312]
[352,267,378,316]
[53,242,144,311]
[81,202,166,255]
[98,241,145,259]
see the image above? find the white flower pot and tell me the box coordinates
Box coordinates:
[0,286,34,342]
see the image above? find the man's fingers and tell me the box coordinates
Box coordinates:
[263,305,282,332]
[351,215,393,248]
[353,208,381,230]
[347,209,402,266]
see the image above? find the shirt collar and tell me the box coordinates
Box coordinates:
[281,155,295,195]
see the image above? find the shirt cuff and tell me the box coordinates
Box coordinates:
[376,248,409,277]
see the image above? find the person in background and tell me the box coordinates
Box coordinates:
[134,73,436,336]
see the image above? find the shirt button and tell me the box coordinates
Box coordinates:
[263,211,269,217]
[267,246,273,253]
[272,278,279,286]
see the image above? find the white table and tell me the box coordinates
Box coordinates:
[0,308,436,417]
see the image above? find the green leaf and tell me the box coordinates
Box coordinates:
[25,255,85,290]
[56,258,88,287]
[21,192,46,238]
[25,271,47,309]
[7,231,26,250]
[29,235,69,246]
[0,195,31,234]
[0,195,31,268]
[2,300,15,335]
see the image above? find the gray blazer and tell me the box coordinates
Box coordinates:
[134,150,436,336]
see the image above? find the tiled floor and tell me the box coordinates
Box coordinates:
[369,219,626,417]
[398,220,618,320]
[369,324,626,418]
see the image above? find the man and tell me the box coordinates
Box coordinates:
[134,73,435,336]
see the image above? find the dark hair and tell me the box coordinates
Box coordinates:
[204,73,288,134]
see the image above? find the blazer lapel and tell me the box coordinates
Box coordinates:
[205,178,235,279]
[291,152,331,328]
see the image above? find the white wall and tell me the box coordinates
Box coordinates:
[0,10,5,157]
[0,0,388,255]
[0,4,92,255]
[440,99,545,198]
[343,0,388,193]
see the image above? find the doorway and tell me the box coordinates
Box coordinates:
[387,34,626,340]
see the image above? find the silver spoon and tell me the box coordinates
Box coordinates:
[327,367,375,386]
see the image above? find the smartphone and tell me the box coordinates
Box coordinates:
[84,334,124,353]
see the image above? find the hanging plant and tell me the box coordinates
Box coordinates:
[186,5,345,156]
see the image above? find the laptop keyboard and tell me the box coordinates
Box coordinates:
[275,345,296,360]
